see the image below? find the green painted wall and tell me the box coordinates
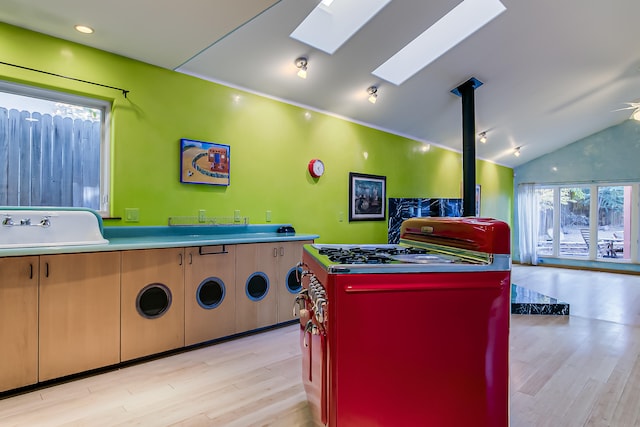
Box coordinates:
[0,23,513,244]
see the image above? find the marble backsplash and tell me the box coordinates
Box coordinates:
[388,198,463,243]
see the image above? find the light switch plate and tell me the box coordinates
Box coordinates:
[125,208,139,222]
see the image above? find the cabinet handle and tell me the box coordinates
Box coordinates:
[179,253,183,266]
[273,248,278,258]
[189,253,193,264]
[199,245,228,255]
[280,246,284,257]
[29,263,33,279]
[45,262,49,278]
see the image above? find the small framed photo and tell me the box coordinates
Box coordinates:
[180,138,230,186]
[349,172,386,221]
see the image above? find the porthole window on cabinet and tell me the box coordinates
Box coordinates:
[286,266,303,294]
[136,283,172,319]
[245,272,269,301]
[197,277,226,309]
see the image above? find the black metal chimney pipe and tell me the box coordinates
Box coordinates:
[452,77,483,217]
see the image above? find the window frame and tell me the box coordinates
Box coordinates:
[0,80,111,216]
[530,182,639,263]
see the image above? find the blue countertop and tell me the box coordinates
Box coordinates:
[0,224,319,257]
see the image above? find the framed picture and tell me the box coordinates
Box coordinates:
[180,138,230,186]
[349,172,386,221]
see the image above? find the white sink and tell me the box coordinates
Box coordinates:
[0,209,108,249]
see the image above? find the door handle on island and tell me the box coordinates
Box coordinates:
[293,294,307,317]
[303,319,318,347]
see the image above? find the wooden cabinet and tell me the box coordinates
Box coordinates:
[184,245,236,346]
[0,257,38,392]
[0,237,312,392]
[275,240,310,323]
[38,252,121,381]
[235,240,311,332]
[120,248,185,361]
[235,243,279,332]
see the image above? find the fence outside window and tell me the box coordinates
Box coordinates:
[0,81,110,215]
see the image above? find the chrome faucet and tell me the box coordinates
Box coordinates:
[39,216,51,227]
[1,215,51,227]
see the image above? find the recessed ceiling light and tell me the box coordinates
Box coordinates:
[373,0,506,85]
[290,0,391,55]
[74,25,94,34]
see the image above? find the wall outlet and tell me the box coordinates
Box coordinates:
[266,210,272,222]
[234,209,241,222]
[198,209,206,223]
[338,211,344,222]
[125,208,139,222]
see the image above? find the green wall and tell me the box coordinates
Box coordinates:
[0,23,513,244]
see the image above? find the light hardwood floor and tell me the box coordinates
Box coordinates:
[510,265,640,427]
[2,265,640,426]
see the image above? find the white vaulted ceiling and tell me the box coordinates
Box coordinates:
[1,0,639,167]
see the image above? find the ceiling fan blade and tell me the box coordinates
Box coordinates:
[611,102,640,112]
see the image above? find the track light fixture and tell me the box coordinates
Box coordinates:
[514,147,521,157]
[367,86,378,104]
[479,132,487,143]
[295,57,308,79]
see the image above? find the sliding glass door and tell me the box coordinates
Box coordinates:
[526,183,638,263]
[596,185,630,260]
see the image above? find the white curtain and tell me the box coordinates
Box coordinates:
[517,184,539,265]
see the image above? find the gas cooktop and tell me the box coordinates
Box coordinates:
[316,244,434,265]
[306,244,487,274]
[305,218,511,274]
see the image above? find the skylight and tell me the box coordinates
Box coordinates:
[290,0,391,55]
[373,0,506,85]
